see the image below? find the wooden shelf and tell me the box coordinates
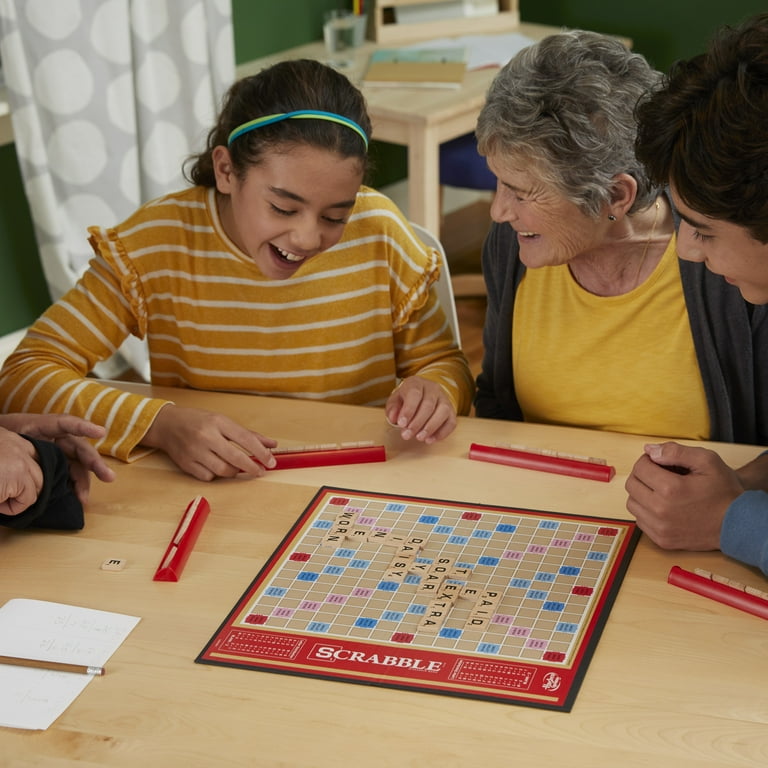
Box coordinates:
[370,0,520,45]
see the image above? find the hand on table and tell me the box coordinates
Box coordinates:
[385,376,457,443]
[0,427,43,516]
[141,404,278,481]
[0,413,115,507]
[625,441,743,551]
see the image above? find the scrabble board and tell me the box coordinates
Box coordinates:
[197,487,639,710]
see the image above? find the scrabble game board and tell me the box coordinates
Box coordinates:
[197,487,639,710]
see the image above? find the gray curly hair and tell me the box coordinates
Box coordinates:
[476,29,662,217]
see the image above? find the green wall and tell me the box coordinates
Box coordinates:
[0,0,765,334]
[230,0,767,76]
[0,144,49,332]
[521,0,765,72]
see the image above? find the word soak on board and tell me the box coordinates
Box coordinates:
[198,487,639,710]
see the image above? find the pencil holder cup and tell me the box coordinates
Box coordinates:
[323,10,367,69]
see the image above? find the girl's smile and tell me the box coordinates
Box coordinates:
[213,143,364,279]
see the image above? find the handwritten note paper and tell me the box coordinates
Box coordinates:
[0,599,140,730]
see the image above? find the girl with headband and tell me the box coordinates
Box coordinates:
[0,59,473,481]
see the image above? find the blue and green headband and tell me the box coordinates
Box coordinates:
[227,110,369,149]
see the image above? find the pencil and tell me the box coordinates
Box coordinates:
[0,654,105,675]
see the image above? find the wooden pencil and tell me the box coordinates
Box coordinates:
[0,654,105,675]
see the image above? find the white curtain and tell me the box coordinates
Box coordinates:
[0,0,234,379]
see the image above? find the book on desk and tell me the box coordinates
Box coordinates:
[362,47,467,88]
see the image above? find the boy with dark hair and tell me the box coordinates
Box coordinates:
[626,13,768,576]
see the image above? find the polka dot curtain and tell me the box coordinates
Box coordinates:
[0,0,234,379]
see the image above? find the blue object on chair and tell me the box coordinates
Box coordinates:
[439,133,496,190]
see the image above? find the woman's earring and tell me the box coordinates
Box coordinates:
[608,214,617,222]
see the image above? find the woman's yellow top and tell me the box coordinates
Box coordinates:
[513,235,710,439]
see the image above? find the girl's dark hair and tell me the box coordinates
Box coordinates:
[185,59,372,186]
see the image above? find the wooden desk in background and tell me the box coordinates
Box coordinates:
[0,385,766,766]
[236,23,574,240]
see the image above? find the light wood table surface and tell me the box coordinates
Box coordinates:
[236,23,577,239]
[1,384,766,767]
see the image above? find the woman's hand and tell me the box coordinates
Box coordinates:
[141,404,278,481]
[0,413,115,506]
[0,427,43,515]
[385,376,457,444]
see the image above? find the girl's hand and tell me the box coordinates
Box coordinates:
[142,404,278,481]
[385,376,457,444]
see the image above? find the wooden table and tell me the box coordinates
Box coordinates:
[1,385,766,766]
[236,23,570,239]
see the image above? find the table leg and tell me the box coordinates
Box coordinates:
[405,127,441,237]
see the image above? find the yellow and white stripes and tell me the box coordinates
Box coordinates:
[0,186,473,461]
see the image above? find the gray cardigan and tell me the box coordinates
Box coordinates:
[475,217,768,445]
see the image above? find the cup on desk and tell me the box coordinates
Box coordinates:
[323,10,367,70]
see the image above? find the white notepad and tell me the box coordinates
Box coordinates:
[0,599,140,730]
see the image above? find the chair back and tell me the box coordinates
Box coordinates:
[409,222,462,348]
[0,328,27,369]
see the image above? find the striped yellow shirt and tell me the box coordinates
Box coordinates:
[0,186,473,460]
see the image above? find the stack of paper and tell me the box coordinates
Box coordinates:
[0,599,140,730]
[363,47,467,89]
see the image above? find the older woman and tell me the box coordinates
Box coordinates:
[474,30,768,444]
